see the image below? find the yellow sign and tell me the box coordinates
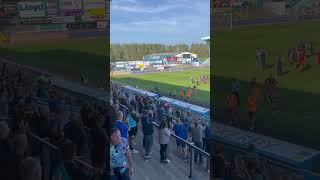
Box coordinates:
[0,32,9,42]
[87,8,105,16]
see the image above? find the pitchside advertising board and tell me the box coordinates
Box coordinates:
[18,1,51,24]
[0,32,10,42]
[58,0,83,16]
[18,1,47,18]
[16,0,106,28]
[212,123,320,170]
[35,24,67,31]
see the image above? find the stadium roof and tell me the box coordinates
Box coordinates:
[201,36,210,41]
[146,52,180,56]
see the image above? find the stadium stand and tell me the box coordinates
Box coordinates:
[0,59,106,180]
[0,58,210,180]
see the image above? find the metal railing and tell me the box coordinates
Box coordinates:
[117,103,211,179]
[110,80,210,123]
[0,116,95,180]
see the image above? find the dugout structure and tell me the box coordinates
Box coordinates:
[212,7,233,30]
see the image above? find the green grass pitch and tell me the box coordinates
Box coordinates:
[213,21,320,149]
[112,68,210,107]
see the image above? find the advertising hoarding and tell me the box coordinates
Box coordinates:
[0,32,10,42]
[18,1,47,18]
[19,17,52,24]
[47,2,58,17]
[96,21,107,29]
[59,0,84,16]
[36,23,67,31]
[0,2,6,17]
[5,2,18,17]
[66,22,96,29]
[52,16,75,23]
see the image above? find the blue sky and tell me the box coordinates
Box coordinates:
[110,0,209,45]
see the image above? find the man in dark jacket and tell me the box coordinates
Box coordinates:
[141,109,154,160]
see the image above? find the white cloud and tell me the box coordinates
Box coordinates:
[111,4,178,14]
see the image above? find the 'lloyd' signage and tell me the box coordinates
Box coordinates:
[18,2,47,18]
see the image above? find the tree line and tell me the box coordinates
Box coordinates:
[110,43,209,62]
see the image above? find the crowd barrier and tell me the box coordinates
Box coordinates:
[116,103,211,179]
[0,116,96,180]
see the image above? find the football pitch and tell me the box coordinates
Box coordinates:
[112,68,210,107]
[0,38,108,88]
[213,20,320,149]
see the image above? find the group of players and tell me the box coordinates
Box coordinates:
[256,41,320,76]
[189,74,210,86]
[226,75,279,131]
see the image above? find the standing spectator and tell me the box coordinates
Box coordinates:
[19,157,42,180]
[113,111,129,139]
[141,109,154,160]
[202,123,212,153]
[173,118,188,161]
[246,144,260,173]
[317,52,320,64]
[190,121,203,164]
[185,111,193,127]
[110,128,133,180]
[158,120,171,163]
[126,106,139,154]
[63,113,89,158]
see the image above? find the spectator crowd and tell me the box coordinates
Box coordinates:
[110,81,212,179]
[0,61,109,180]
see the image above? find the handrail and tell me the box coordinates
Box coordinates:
[119,97,210,157]
[2,113,95,174]
[27,130,94,169]
[152,121,210,157]
[117,102,210,178]
[26,131,60,151]
[118,103,210,157]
